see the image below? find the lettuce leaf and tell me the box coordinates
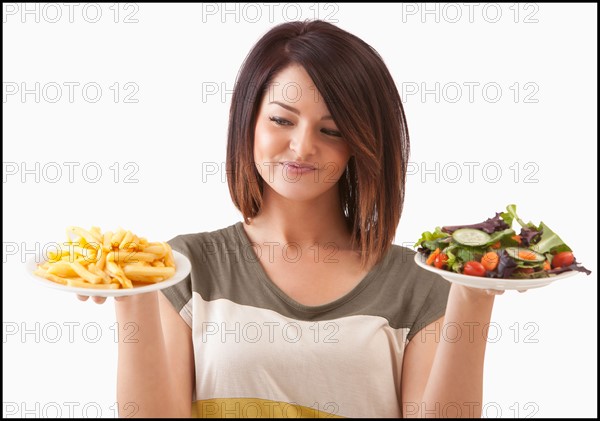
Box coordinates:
[444,246,458,272]
[456,247,485,263]
[506,204,537,229]
[414,226,449,248]
[485,228,516,246]
[500,207,515,228]
[531,222,572,254]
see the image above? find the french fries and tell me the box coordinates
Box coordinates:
[33,227,176,289]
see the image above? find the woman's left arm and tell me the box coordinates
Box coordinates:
[401,283,498,418]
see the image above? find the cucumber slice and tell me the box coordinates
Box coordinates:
[452,228,491,246]
[504,247,546,263]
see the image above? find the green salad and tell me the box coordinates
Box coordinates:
[414,204,591,279]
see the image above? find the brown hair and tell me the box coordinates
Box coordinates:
[226,20,410,270]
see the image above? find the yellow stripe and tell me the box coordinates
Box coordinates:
[191,398,344,418]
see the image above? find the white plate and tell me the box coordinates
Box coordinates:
[414,252,580,290]
[26,250,192,297]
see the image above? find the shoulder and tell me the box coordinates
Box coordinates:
[161,222,247,312]
[370,244,451,334]
[167,222,242,258]
[166,221,251,283]
[382,244,449,292]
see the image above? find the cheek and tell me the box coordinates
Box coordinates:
[254,122,286,160]
[328,143,351,167]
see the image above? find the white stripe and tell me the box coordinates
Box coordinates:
[190,292,410,417]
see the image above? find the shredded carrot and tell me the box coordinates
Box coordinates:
[511,235,522,244]
[543,260,551,270]
[491,242,501,249]
[426,248,441,266]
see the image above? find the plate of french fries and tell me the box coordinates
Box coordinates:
[26,226,191,297]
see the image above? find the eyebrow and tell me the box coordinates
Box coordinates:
[269,101,333,120]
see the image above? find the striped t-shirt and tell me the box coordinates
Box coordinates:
[161,221,451,418]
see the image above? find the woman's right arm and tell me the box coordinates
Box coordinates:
[114,291,194,418]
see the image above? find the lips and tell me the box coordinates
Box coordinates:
[281,161,317,170]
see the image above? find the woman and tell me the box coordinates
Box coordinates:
[85,20,500,418]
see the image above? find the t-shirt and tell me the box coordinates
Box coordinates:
[161,221,451,418]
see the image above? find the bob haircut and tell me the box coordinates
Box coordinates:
[226,20,410,271]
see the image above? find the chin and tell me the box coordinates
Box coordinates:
[268,181,332,202]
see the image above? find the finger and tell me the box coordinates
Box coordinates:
[92,296,107,304]
[485,289,505,295]
[77,295,89,301]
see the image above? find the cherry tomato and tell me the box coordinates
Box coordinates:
[552,251,574,268]
[434,253,449,269]
[463,261,486,277]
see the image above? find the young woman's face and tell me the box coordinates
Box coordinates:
[253,64,352,202]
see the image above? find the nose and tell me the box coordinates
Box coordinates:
[289,125,317,160]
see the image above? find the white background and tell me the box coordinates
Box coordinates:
[3,3,597,418]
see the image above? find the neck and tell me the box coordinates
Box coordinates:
[245,184,352,249]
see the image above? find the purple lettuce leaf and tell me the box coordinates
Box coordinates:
[489,258,592,279]
[442,212,510,235]
[519,227,543,247]
[485,250,518,278]
[546,259,592,276]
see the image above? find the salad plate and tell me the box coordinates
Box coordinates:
[414,252,579,290]
[413,204,591,290]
